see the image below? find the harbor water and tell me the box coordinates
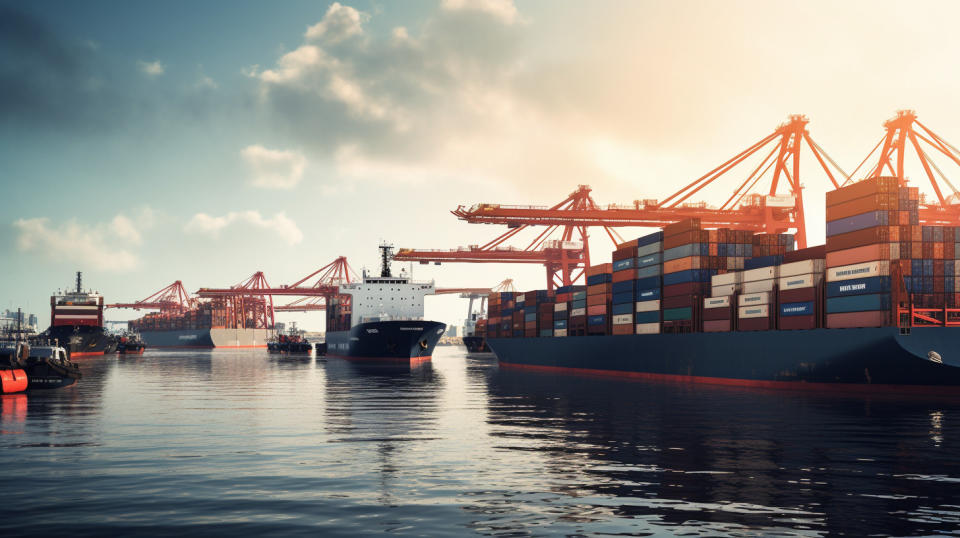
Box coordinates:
[2,347,960,536]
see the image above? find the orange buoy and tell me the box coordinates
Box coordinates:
[0,369,28,394]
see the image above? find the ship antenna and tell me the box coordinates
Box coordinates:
[379,242,394,278]
[76,271,82,294]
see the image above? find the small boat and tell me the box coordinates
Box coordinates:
[19,341,81,390]
[267,330,313,354]
[117,332,146,355]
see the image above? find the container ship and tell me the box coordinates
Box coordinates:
[128,298,274,349]
[325,245,445,362]
[485,177,960,393]
[43,273,117,358]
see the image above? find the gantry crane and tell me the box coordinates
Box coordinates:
[107,280,195,312]
[851,110,960,225]
[398,115,847,288]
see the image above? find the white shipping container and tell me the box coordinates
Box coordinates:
[743,266,778,283]
[704,296,731,308]
[635,300,660,312]
[779,259,825,278]
[554,329,568,337]
[738,304,770,319]
[726,257,745,270]
[712,283,738,297]
[554,302,568,312]
[712,272,741,287]
[570,307,586,317]
[742,279,775,293]
[738,291,770,306]
[826,261,890,282]
[778,273,821,290]
[765,194,796,207]
[635,322,660,334]
[612,314,634,325]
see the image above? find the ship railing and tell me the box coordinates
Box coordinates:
[898,305,960,327]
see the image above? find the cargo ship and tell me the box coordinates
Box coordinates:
[43,273,117,358]
[325,245,445,362]
[128,296,274,349]
[485,177,960,393]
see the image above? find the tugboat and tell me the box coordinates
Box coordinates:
[325,244,445,362]
[0,340,80,390]
[42,272,117,358]
[267,323,313,354]
[117,332,146,355]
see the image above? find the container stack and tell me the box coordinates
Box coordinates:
[777,248,826,330]
[569,286,587,336]
[612,241,639,335]
[552,285,580,337]
[824,177,913,328]
[586,263,613,335]
[634,232,663,335]
[521,290,553,338]
[512,293,525,337]
[738,264,777,331]
[486,293,501,338]
[661,219,713,333]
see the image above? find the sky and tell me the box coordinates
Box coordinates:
[3,0,960,330]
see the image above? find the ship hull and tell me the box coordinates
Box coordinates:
[488,327,960,393]
[326,320,446,362]
[462,336,490,353]
[139,328,275,349]
[45,326,116,358]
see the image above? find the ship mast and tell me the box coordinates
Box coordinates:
[76,271,82,294]
[379,243,394,278]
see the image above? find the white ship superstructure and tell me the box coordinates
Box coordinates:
[339,274,435,327]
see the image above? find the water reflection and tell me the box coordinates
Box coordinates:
[482,366,960,535]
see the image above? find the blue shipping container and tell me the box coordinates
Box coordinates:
[826,276,891,298]
[663,243,702,262]
[663,269,715,286]
[635,310,660,324]
[826,293,891,314]
[635,265,662,278]
[780,301,814,317]
[826,211,888,236]
[635,276,661,291]
[612,303,633,315]
[524,313,537,322]
[612,280,635,294]
[553,319,567,329]
[636,253,662,268]
[613,258,634,272]
[636,287,661,301]
[612,292,634,305]
[587,273,612,286]
[539,329,553,337]
[571,299,587,309]
[744,255,783,270]
[588,315,607,326]
[636,231,663,247]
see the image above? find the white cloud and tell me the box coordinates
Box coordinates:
[440,0,519,24]
[184,211,303,245]
[240,144,307,189]
[196,75,218,89]
[305,2,367,43]
[137,59,165,77]
[13,217,140,271]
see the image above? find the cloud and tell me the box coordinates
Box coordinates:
[240,144,307,189]
[13,216,141,271]
[184,211,303,245]
[440,0,519,25]
[305,2,367,44]
[196,75,218,89]
[137,59,165,77]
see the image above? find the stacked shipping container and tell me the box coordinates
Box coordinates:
[586,264,613,335]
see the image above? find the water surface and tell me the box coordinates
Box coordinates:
[2,347,960,536]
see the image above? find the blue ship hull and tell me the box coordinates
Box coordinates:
[487,327,960,392]
[326,320,446,362]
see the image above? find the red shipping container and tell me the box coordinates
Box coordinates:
[662,295,694,309]
[663,282,707,297]
[663,218,701,238]
[612,324,633,335]
[663,231,703,250]
[783,245,826,263]
[588,283,612,296]
[779,287,817,303]
[703,306,732,321]
[825,194,898,221]
[827,311,888,328]
[587,304,607,315]
[825,226,888,253]
[825,243,889,266]
[586,263,613,277]
[613,246,638,261]
[703,319,731,332]
[612,270,634,283]
[780,315,817,330]
[587,294,610,306]
[738,317,771,331]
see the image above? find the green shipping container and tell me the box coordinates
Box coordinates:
[662,307,693,321]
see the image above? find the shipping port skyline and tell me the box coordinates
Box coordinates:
[5,1,960,331]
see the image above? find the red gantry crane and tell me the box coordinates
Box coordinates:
[851,110,960,225]
[107,280,195,312]
[397,115,848,288]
